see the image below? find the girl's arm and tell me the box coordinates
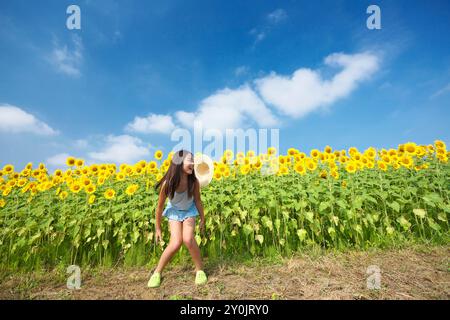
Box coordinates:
[193,179,205,233]
[155,181,167,242]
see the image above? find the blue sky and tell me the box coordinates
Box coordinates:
[0,0,449,170]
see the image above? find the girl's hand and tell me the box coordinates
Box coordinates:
[155,227,162,244]
[199,218,205,234]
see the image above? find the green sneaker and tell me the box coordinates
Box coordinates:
[147,272,161,288]
[195,270,207,285]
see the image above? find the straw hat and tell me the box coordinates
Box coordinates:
[194,153,214,187]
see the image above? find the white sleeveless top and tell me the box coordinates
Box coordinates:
[169,190,194,211]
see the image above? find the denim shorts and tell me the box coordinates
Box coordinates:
[162,201,199,221]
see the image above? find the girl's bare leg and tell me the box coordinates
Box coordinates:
[182,217,203,271]
[154,220,183,273]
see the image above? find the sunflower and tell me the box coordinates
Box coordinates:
[294,163,306,175]
[217,163,227,174]
[345,162,357,174]
[115,173,125,181]
[97,177,106,185]
[17,179,27,187]
[126,184,139,196]
[224,149,234,161]
[388,149,397,157]
[310,149,320,159]
[253,160,262,170]
[277,165,289,176]
[415,146,425,157]
[352,153,362,161]
[365,148,376,159]
[90,165,99,175]
[382,155,391,163]
[437,155,448,163]
[348,147,358,156]
[288,148,298,156]
[85,184,96,194]
[104,188,116,200]
[66,157,76,167]
[82,178,92,187]
[88,195,96,205]
[2,187,12,197]
[305,159,317,171]
[319,170,328,179]
[399,156,413,168]
[213,171,222,180]
[330,170,339,180]
[135,167,143,175]
[240,165,251,175]
[20,169,30,177]
[76,159,85,167]
[434,140,445,149]
[361,156,369,166]
[154,150,163,160]
[267,147,277,156]
[338,156,348,164]
[59,191,68,200]
[324,146,332,154]
[70,182,82,193]
[404,142,417,154]
[377,160,388,171]
[64,169,73,178]
[3,164,14,174]
[0,199,5,208]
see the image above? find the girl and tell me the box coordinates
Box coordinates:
[147,150,207,288]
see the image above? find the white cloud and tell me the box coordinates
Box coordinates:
[75,139,89,149]
[128,51,379,134]
[47,153,70,167]
[0,104,58,135]
[430,83,450,99]
[125,113,176,134]
[255,52,380,118]
[175,85,279,131]
[88,135,149,163]
[267,9,287,24]
[49,34,83,77]
[234,66,250,77]
[254,32,266,43]
[250,9,287,44]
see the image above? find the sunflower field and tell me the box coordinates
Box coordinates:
[0,141,449,270]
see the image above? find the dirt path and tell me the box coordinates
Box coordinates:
[1,245,449,300]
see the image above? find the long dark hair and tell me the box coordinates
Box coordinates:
[155,149,197,199]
